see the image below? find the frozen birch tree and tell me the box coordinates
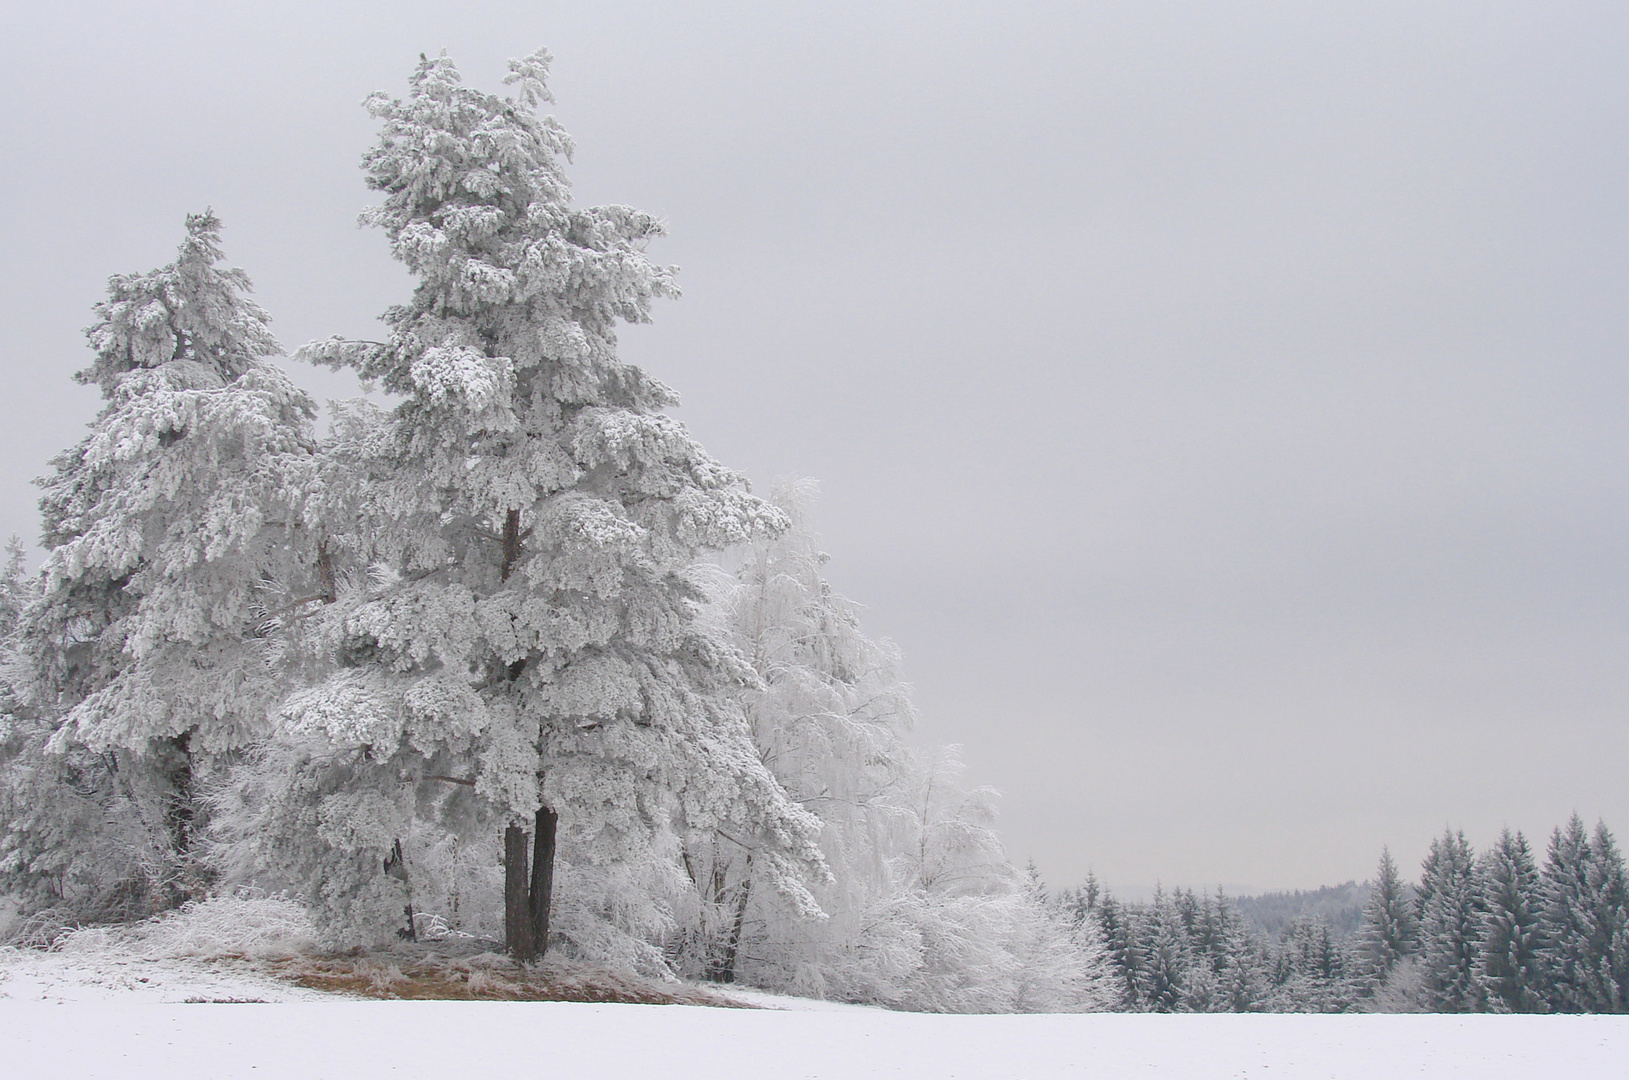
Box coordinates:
[686,480,918,989]
[2,213,316,917]
[227,50,822,959]
[700,484,1111,1010]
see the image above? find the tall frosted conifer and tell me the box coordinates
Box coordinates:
[269,51,821,958]
[1095,892,1147,1009]
[1418,828,1484,1011]
[1140,887,1190,1012]
[1540,816,1628,1012]
[1479,828,1546,1012]
[6,213,316,914]
[1357,847,1418,985]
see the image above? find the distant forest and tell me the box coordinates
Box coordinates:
[1063,819,1626,1013]
[1233,882,1370,941]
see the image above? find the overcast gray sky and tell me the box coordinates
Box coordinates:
[3,1,1626,895]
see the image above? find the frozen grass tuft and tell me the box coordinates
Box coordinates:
[281,946,751,1006]
[47,896,320,961]
[1,896,751,1006]
[4,907,83,950]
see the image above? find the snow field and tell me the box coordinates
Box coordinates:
[0,949,324,1003]
[0,1002,1622,1080]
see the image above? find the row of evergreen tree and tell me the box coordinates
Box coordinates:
[1065,818,1628,1013]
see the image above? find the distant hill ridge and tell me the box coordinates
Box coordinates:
[1231,881,1371,941]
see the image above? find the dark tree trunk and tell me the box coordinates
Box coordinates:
[504,823,536,961]
[160,731,195,910]
[498,507,538,961]
[163,731,194,856]
[316,539,337,605]
[708,855,754,984]
[706,860,755,983]
[529,805,558,956]
[500,508,522,581]
[384,838,417,941]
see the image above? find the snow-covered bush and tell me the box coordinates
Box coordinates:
[51,895,319,960]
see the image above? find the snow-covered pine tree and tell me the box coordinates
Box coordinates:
[0,553,147,929]
[1209,890,1270,1012]
[1478,827,1546,1013]
[1064,871,1103,925]
[1265,914,1358,1012]
[1539,816,1628,1013]
[0,541,29,639]
[1094,890,1147,1009]
[1170,889,1221,1011]
[1540,814,1594,1011]
[240,50,822,959]
[1357,846,1418,989]
[1140,887,1191,1012]
[1583,822,1629,1012]
[2,212,317,917]
[1417,828,1484,1012]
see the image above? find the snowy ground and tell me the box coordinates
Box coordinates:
[0,907,1622,1079]
[0,981,1623,1079]
[0,946,326,1003]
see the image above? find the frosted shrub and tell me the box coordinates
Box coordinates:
[52,895,319,960]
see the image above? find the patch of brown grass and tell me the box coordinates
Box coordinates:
[272,949,750,1007]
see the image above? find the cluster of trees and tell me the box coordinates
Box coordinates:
[1067,881,1360,1013]
[0,49,1109,1012]
[1362,821,1628,1013]
[1067,819,1628,1013]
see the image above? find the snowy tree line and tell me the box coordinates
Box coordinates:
[1067,820,1628,1013]
[0,49,1112,1012]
